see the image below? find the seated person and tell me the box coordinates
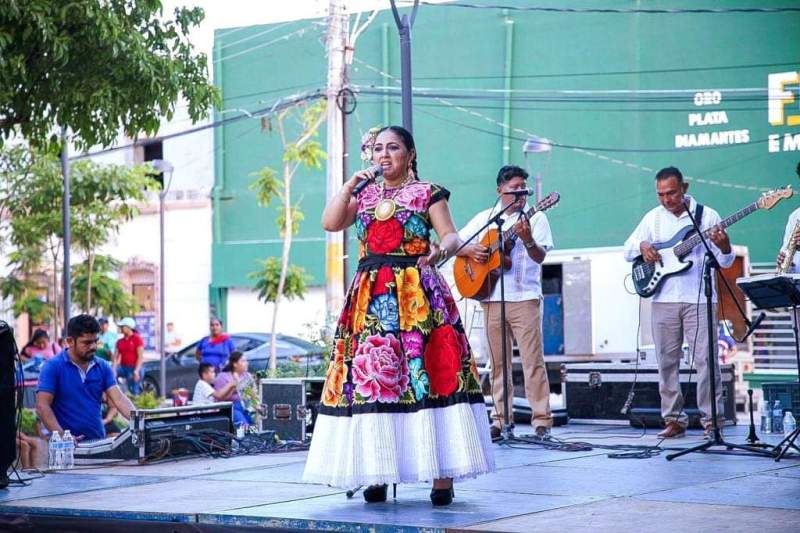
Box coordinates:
[20,329,61,363]
[16,433,39,471]
[36,314,135,442]
[192,363,237,405]
[213,352,255,426]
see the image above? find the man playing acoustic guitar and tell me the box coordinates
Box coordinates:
[624,166,733,439]
[459,165,554,441]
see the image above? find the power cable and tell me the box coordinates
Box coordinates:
[213,26,316,64]
[69,91,324,161]
[217,21,297,51]
[411,1,800,14]
[410,61,800,81]
[413,104,799,153]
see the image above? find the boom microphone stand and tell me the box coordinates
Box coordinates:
[441,196,530,443]
[666,205,775,460]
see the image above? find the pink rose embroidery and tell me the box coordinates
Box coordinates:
[351,334,409,403]
[394,182,430,212]
[357,183,382,211]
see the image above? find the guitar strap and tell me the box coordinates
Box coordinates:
[695,202,704,230]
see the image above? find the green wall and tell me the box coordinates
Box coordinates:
[213,1,800,289]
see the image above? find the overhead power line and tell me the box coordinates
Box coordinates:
[410,61,800,81]
[414,104,799,153]
[413,1,800,14]
[70,91,325,161]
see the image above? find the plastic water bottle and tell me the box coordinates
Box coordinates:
[762,401,773,434]
[48,432,62,470]
[784,411,797,436]
[773,401,784,434]
[62,430,75,469]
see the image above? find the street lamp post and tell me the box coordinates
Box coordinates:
[151,159,174,398]
[522,135,552,203]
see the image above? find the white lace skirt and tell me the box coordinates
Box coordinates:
[303,402,495,488]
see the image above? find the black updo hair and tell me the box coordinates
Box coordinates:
[378,125,418,179]
[222,350,244,373]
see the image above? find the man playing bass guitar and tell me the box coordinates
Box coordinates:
[459,165,554,441]
[623,166,733,439]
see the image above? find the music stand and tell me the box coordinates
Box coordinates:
[736,273,800,460]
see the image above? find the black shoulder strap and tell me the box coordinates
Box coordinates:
[694,202,704,226]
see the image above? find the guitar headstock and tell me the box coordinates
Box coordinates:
[537,191,561,212]
[758,186,793,210]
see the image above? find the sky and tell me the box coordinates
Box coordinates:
[160,0,441,71]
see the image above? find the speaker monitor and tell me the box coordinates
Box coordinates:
[0,321,18,484]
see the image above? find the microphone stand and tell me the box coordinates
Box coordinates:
[666,204,775,460]
[438,195,534,445]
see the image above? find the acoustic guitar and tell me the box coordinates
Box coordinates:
[454,192,561,300]
[631,186,792,298]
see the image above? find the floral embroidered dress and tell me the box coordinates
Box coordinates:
[303,180,495,488]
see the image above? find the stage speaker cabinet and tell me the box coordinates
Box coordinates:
[258,377,324,441]
[564,362,736,428]
[0,321,17,479]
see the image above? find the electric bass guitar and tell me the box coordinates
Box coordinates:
[454,191,560,300]
[631,186,793,298]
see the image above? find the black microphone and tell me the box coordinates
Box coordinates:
[502,188,531,197]
[351,165,384,197]
[741,311,766,342]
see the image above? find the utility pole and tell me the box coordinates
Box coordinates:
[60,127,71,335]
[389,0,420,134]
[324,0,349,318]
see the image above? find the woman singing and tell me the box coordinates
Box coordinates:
[303,126,494,506]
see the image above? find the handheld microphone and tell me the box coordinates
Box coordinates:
[351,165,384,197]
[741,311,766,342]
[502,188,531,197]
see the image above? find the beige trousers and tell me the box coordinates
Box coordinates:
[651,302,724,428]
[482,299,552,430]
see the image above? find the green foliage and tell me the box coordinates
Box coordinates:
[0,1,219,149]
[20,408,38,436]
[128,390,161,408]
[275,204,305,237]
[248,258,310,304]
[249,167,280,207]
[0,145,156,318]
[255,361,326,379]
[71,255,139,318]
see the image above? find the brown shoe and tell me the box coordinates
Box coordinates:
[490,425,501,441]
[657,422,686,439]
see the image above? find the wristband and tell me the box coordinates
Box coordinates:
[524,240,535,249]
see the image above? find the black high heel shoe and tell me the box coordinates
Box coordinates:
[363,484,396,503]
[430,486,454,506]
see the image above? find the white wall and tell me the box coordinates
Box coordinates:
[100,200,212,347]
[227,286,328,339]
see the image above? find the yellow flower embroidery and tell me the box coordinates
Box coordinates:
[394,267,429,331]
[322,339,347,407]
[352,272,372,334]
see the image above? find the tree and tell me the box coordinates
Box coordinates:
[0,145,156,331]
[249,100,326,376]
[0,1,218,149]
[70,158,155,311]
[72,255,138,318]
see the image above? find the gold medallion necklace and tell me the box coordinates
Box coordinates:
[374,174,413,221]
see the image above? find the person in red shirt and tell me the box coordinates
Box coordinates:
[113,317,144,395]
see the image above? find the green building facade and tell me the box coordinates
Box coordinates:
[211,1,800,314]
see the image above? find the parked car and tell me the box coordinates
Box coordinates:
[138,332,326,396]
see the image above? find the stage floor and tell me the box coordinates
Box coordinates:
[2,423,799,532]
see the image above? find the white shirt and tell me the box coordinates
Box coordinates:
[192,380,215,404]
[781,207,800,272]
[459,203,554,302]
[623,195,735,303]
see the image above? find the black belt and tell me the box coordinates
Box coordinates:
[357,254,422,270]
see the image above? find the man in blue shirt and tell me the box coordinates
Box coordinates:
[37,314,135,440]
